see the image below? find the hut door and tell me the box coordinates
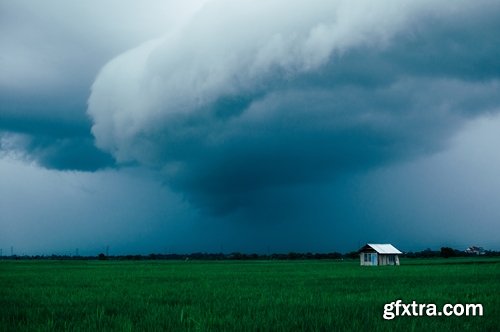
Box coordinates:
[371,253,377,265]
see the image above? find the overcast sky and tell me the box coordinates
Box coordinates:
[1,0,499,255]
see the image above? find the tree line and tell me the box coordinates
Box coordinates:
[1,247,499,261]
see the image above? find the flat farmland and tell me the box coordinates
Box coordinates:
[1,258,499,331]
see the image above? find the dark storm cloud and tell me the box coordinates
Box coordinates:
[0,1,112,171]
[0,1,198,171]
[0,88,114,170]
[144,78,499,214]
[0,133,114,171]
[88,1,500,214]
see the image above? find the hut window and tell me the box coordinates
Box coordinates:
[364,253,371,262]
[388,255,394,263]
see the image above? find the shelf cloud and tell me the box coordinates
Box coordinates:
[88,0,500,214]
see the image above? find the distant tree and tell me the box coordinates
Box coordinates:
[98,253,107,260]
[287,252,302,260]
[440,247,455,258]
[344,251,359,259]
[327,252,343,259]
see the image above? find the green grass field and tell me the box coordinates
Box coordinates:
[1,258,499,331]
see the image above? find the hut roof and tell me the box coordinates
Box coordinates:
[360,243,402,254]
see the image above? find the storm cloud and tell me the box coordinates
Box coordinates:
[2,1,500,254]
[88,0,500,214]
[0,0,202,170]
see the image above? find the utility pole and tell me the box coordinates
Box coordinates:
[105,245,109,257]
[10,246,13,256]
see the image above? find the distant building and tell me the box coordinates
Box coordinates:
[465,246,485,255]
[358,243,402,266]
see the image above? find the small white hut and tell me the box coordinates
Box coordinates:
[358,243,402,266]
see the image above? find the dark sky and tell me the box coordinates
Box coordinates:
[1,0,500,255]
